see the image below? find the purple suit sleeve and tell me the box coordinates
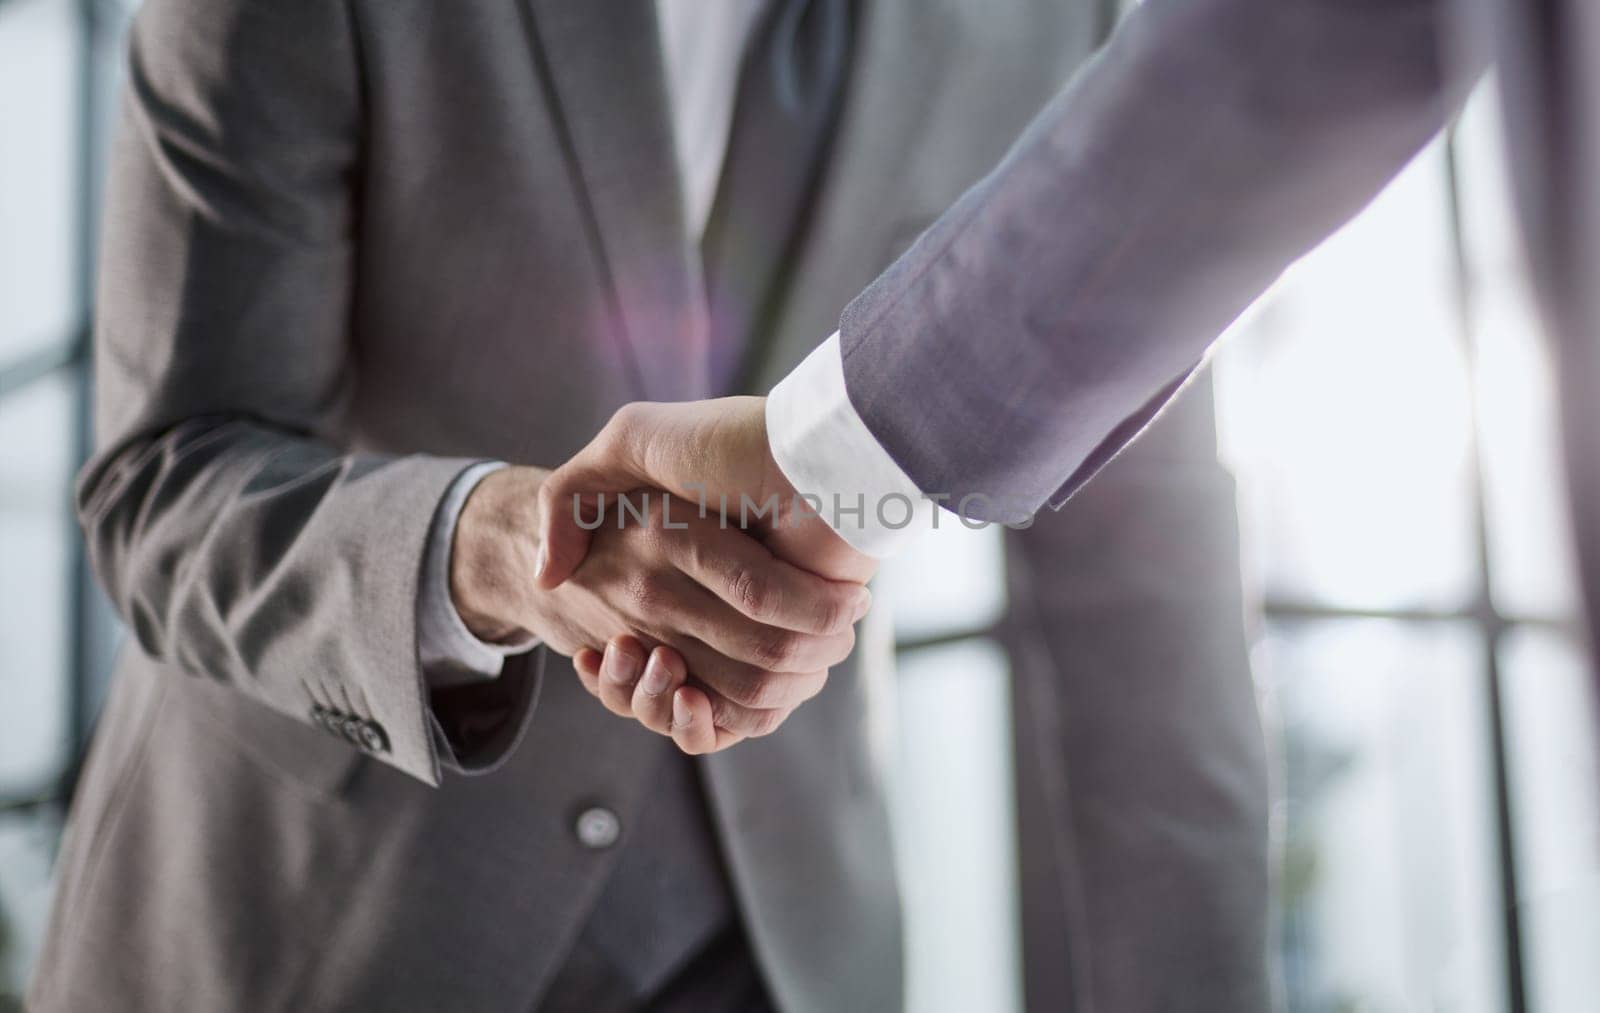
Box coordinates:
[837,0,1485,521]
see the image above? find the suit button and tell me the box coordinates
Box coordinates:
[339,716,365,745]
[575,807,621,850]
[357,720,389,754]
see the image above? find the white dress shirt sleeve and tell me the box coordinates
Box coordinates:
[765,332,940,558]
[419,461,539,688]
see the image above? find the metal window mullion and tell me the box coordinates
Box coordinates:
[1443,127,1528,1013]
[56,0,106,809]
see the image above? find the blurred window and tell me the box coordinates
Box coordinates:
[881,526,1018,1013]
[0,0,130,999]
[1216,81,1599,1013]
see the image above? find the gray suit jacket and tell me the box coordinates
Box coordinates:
[34,2,1257,1011]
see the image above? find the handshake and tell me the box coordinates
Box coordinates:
[450,397,878,754]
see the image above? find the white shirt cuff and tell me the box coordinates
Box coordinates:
[418,461,539,688]
[766,332,938,558]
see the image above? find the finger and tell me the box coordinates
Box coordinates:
[610,563,853,675]
[535,408,659,591]
[535,478,612,592]
[663,520,873,636]
[631,645,688,735]
[706,690,798,740]
[652,577,858,674]
[671,685,738,755]
[671,636,829,714]
[573,647,603,697]
[597,634,648,718]
[537,398,766,591]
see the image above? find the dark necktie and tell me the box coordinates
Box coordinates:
[700,0,859,395]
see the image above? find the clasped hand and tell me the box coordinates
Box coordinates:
[451,398,875,753]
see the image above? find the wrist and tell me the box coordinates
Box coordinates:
[766,332,929,562]
[451,464,549,643]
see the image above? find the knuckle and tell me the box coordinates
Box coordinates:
[719,676,765,710]
[750,629,801,670]
[812,593,845,634]
[607,402,642,435]
[710,691,768,729]
[730,568,774,619]
[709,695,741,729]
[736,670,791,710]
[745,708,786,738]
[605,403,651,456]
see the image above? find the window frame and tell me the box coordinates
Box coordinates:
[0,0,122,816]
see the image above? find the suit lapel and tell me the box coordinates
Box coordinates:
[523,0,708,401]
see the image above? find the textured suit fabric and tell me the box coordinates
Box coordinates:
[30,1,1264,1011]
[1003,453,1269,1012]
[838,0,1482,522]
[541,924,774,1013]
[568,727,736,1001]
[546,753,744,1008]
[1491,0,1600,673]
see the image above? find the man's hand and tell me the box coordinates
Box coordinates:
[528,397,880,750]
[535,397,874,589]
[451,464,870,753]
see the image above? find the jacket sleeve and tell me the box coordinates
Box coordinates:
[77,0,537,786]
[836,0,1487,520]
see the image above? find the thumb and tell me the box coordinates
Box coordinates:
[535,458,632,590]
[535,404,659,588]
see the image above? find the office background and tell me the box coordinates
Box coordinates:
[2,0,1597,1010]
